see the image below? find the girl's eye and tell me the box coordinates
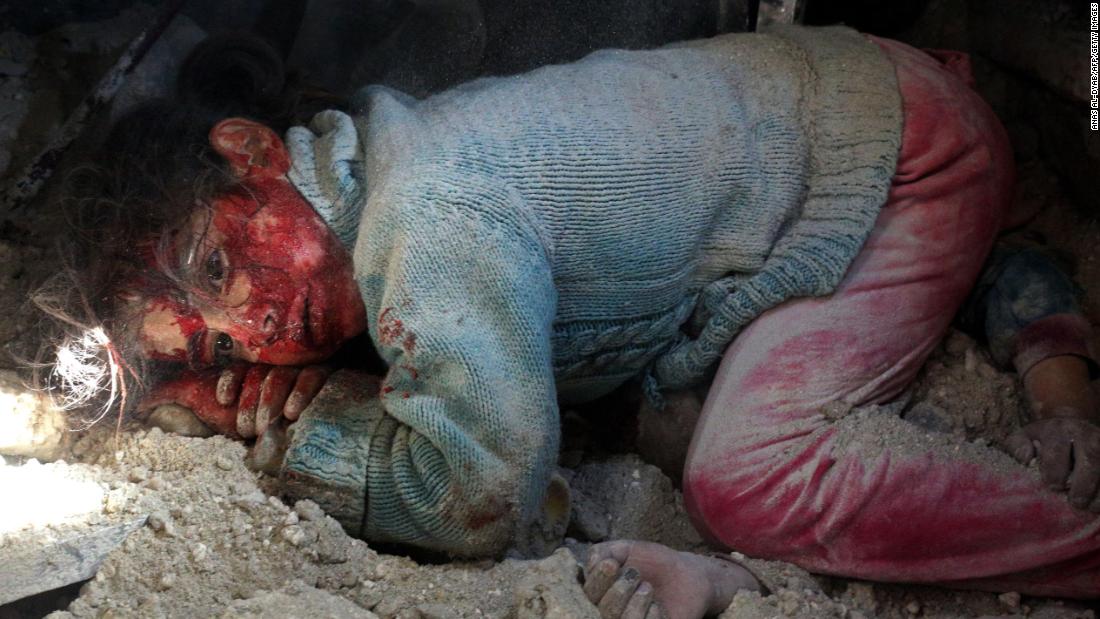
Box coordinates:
[213,332,234,362]
[205,249,226,288]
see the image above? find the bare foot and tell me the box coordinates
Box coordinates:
[582,540,761,619]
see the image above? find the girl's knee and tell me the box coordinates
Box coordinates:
[681,445,778,551]
[681,458,728,548]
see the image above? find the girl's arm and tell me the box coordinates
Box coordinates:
[958,242,1100,507]
[958,242,1096,381]
[282,175,562,557]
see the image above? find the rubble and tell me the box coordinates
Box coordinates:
[566,454,704,552]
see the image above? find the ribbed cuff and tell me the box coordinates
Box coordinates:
[1014,313,1099,379]
[280,372,381,538]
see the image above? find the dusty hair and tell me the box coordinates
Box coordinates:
[31,32,336,425]
[31,101,238,425]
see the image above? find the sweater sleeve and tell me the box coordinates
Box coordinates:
[286,172,560,557]
[956,242,1097,377]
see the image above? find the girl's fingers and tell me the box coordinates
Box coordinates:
[598,567,641,618]
[283,366,330,420]
[216,363,249,406]
[255,366,299,436]
[1004,429,1035,464]
[1038,433,1072,490]
[235,365,269,439]
[1069,435,1100,509]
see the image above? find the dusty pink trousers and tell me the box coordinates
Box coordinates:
[683,37,1100,598]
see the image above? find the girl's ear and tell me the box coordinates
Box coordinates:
[208,118,291,180]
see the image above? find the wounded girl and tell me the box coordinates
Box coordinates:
[39,25,1099,619]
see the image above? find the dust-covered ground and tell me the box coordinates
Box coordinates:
[1,3,1099,619]
[1,373,1096,619]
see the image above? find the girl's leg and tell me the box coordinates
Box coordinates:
[682,39,1100,598]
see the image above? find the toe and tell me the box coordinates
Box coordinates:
[147,404,216,438]
[598,567,642,618]
[584,558,622,605]
[622,581,655,619]
[587,540,635,571]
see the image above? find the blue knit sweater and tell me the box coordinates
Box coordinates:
[280,26,902,556]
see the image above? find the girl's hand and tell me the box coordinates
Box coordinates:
[214,364,331,438]
[1006,416,1100,512]
[1011,355,1100,511]
[139,364,331,439]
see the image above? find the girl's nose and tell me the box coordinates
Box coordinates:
[245,305,281,346]
[262,309,278,334]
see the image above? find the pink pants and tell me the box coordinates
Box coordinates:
[683,38,1100,598]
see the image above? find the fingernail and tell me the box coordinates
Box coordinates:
[637,582,652,595]
[623,567,639,581]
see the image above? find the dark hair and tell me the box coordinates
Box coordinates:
[32,32,334,424]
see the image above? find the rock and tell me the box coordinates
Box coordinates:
[294,499,327,522]
[514,548,599,619]
[0,370,67,460]
[49,5,156,54]
[147,511,170,532]
[822,400,854,421]
[146,404,216,438]
[977,361,1001,380]
[1028,600,1096,619]
[568,455,703,551]
[416,604,460,619]
[998,591,1022,609]
[0,58,28,76]
[903,402,955,434]
[513,471,572,559]
[136,594,162,616]
[374,595,411,617]
[221,582,379,618]
[105,15,206,124]
[281,525,306,546]
[969,0,1089,101]
[1030,88,1100,213]
[233,490,267,508]
[944,330,974,357]
[845,582,878,613]
[718,556,846,619]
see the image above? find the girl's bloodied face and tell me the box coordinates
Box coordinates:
[134,118,367,366]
